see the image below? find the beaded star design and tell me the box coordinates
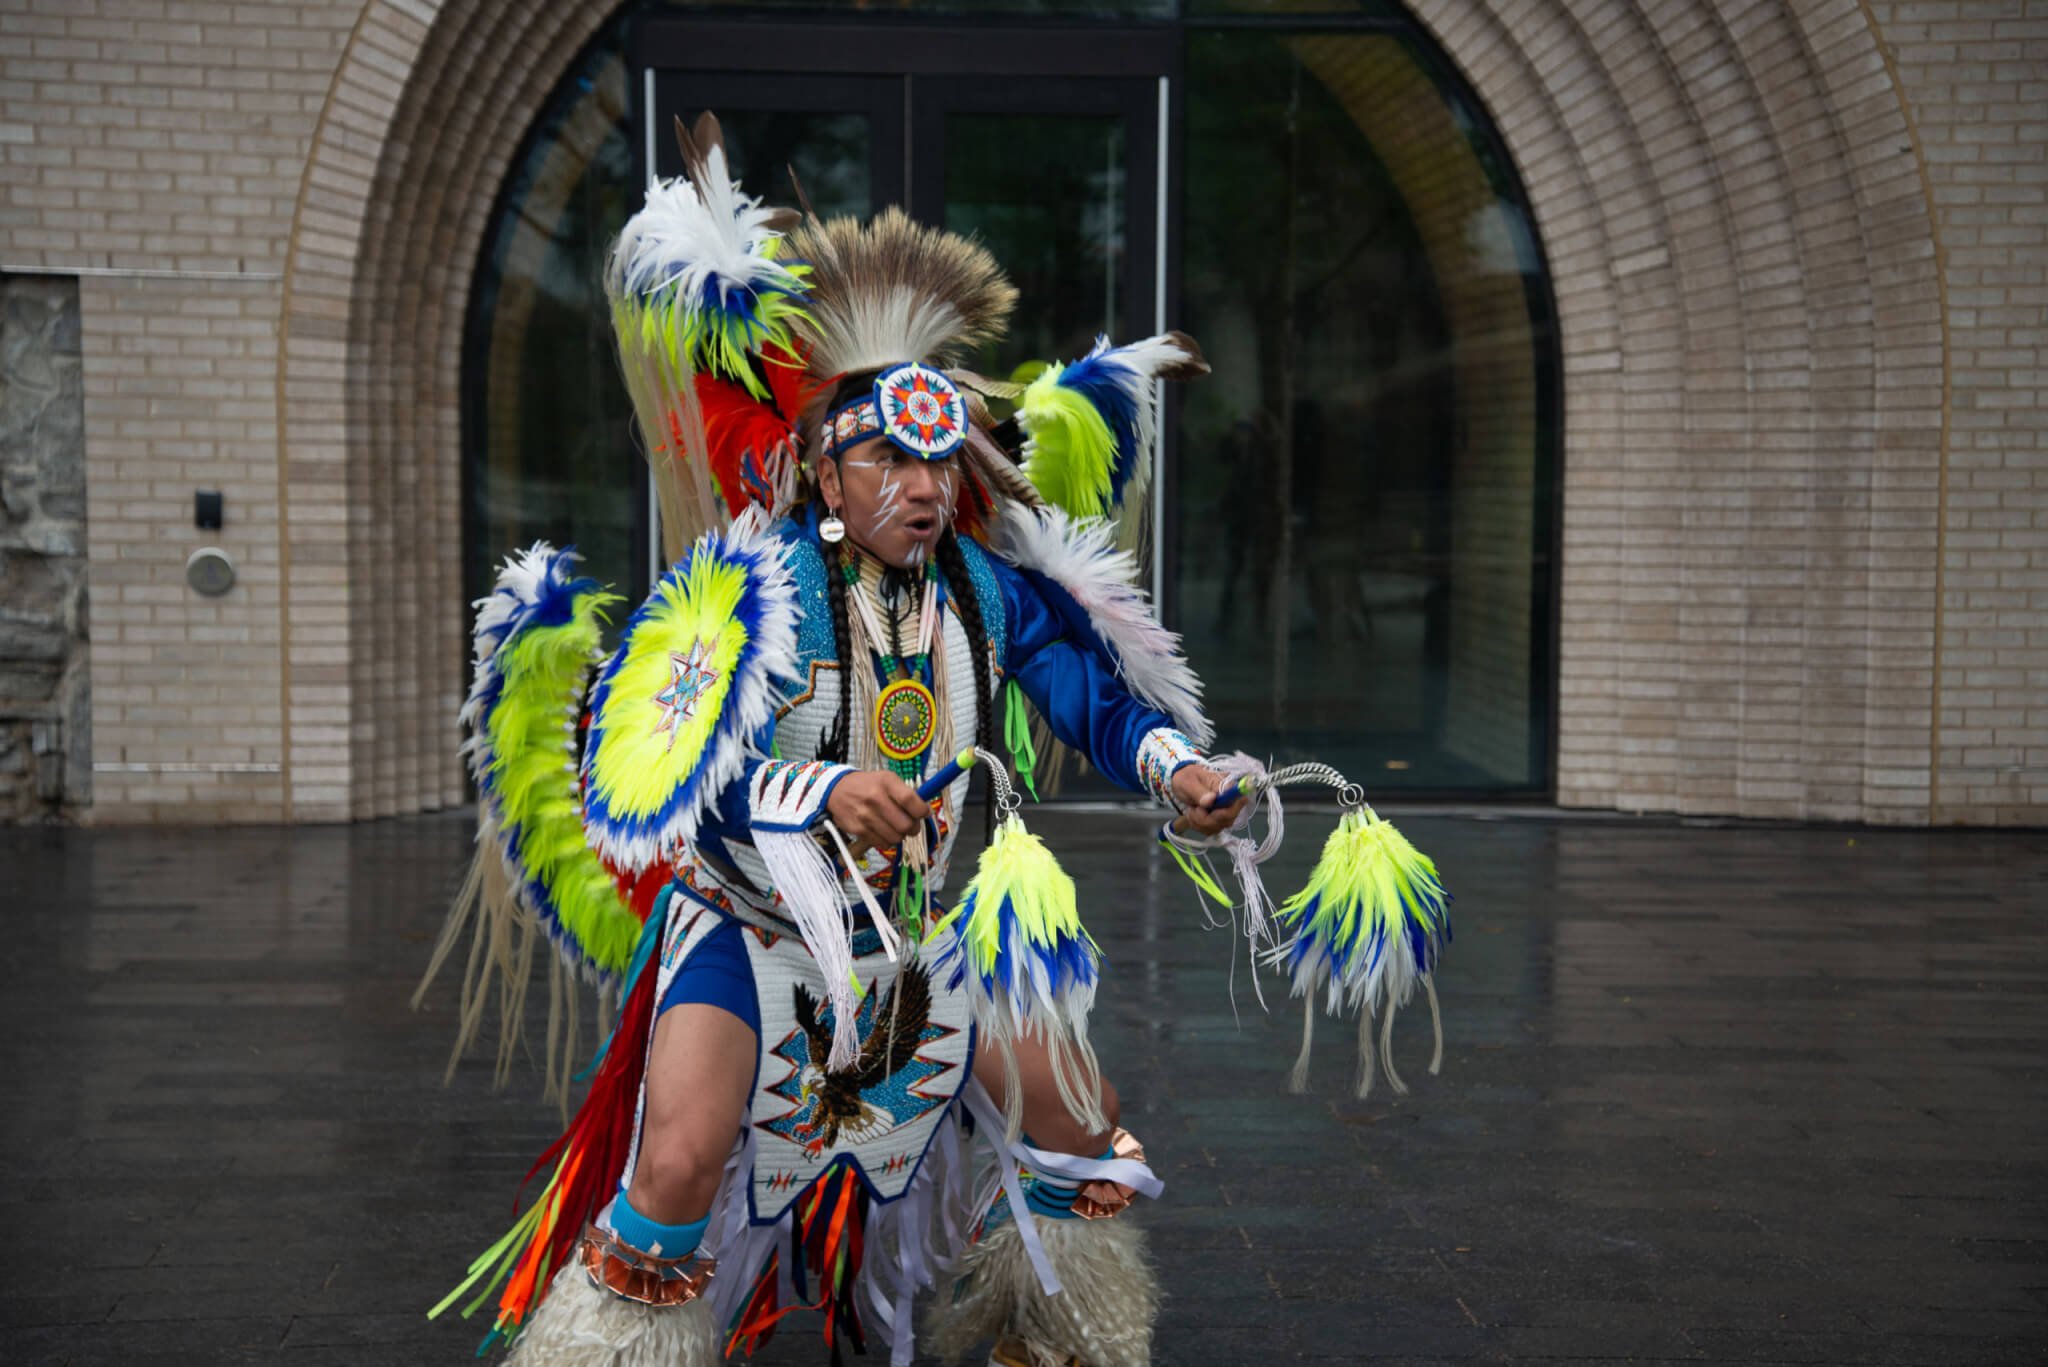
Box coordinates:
[652,639,719,753]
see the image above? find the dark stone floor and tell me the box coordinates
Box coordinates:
[3,808,2046,1366]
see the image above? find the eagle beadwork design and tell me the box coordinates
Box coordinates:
[772,964,942,1158]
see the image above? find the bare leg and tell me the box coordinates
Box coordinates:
[973,1030,1121,1157]
[627,1002,756,1225]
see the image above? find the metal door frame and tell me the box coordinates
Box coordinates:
[627,15,1181,605]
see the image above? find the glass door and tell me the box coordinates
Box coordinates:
[648,72,905,221]
[637,27,1169,796]
[908,76,1159,383]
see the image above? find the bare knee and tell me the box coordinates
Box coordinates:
[628,1126,726,1223]
[1029,1076,1124,1157]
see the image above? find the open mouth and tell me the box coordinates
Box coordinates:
[904,514,938,538]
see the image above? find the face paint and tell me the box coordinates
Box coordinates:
[830,437,955,570]
[872,466,906,529]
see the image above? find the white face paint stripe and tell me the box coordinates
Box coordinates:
[871,466,906,530]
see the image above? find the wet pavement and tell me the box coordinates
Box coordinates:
[3,807,2045,1365]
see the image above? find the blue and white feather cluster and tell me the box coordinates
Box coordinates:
[927,815,1107,1134]
[1267,808,1454,1098]
[458,542,601,787]
[458,543,643,987]
[1018,332,1206,519]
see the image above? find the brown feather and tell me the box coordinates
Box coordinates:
[788,208,1017,375]
[964,426,1043,510]
[1156,329,1211,380]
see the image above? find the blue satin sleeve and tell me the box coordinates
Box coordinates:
[689,753,762,862]
[990,553,1176,796]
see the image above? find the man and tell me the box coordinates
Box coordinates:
[436,118,1239,1367]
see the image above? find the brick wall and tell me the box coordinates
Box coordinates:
[1,0,355,821]
[1870,1,2048,823]
[3,0,2042,824]
[1403,0,2043,825]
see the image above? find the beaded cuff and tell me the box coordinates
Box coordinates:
[1135,727,1203,808]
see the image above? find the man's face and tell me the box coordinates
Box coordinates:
[820,436,958,568]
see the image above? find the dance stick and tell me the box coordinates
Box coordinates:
[837,748,979,861]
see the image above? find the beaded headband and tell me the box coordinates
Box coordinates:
[822,361,968,462]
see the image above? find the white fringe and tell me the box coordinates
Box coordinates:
[992,503,1212,747]
[505,1262,719,1367]
[750,825,863,1070]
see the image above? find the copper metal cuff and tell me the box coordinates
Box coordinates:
[577,1223,715,1307]
[1071,1126,1147,1221]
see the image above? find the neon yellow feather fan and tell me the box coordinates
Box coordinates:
[1266,807,1452,1100]
[928,812,1106,1137]
[578,513,802,878]
[414,543,634,1106]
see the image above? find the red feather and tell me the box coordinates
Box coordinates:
[493,942,662,1334]
[690,374,798,517]
[762,340,827,424]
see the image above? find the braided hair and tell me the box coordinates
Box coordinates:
[820,536,853,764]
[935,529,998,843]
[811,369,880,767]
[807,369,997,841]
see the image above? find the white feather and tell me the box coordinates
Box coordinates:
[604,144,801,308]
[805,285,965,378]
[993,503,1213,747]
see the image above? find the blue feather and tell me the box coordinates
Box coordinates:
[1053,337,1146,505]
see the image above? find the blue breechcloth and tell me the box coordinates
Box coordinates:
[656,912,762,1036]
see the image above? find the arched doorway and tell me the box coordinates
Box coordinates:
[464,1,1560,796]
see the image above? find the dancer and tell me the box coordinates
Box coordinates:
[430,115,1241,1367]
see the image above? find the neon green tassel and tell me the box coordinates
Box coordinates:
[1269,807,1451,1098]
[931,813,1106,1133]
[1003,681,1040,802]
[1161,834,1233,908]
[1272,808,1449,1005]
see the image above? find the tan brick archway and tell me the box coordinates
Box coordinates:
[278,0,623,820]
[278,0,1947,824]
[1396,1,1946,821]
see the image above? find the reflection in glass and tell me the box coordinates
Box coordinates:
[677,108,872,221]
[943,114,1126,379]
[470,45,638,611]
[659,0,1172,14]
[1178,30,1553,791]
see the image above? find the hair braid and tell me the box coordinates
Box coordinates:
[936,531,997,844]
[822,536,853,764]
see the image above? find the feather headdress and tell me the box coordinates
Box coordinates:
[605,114,812,558]
[788,207,1018,378]
[1019,330,1208,521]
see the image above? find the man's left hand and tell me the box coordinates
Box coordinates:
[1170,764,1248,837]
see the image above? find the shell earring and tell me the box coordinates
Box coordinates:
[820,511,846,544]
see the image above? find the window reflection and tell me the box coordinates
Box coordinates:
[944,114,1127,378]
[1179,30,1554,791]
[470,47,638,611]
[466,10,1558,795]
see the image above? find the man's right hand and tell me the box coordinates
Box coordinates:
[825,770,929,849]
